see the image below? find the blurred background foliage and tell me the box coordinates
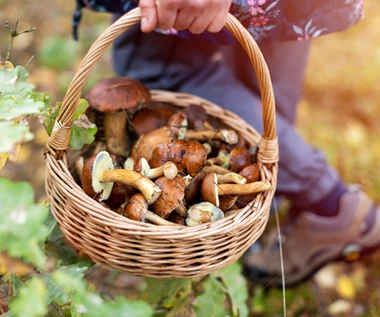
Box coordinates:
[0,0,379,315]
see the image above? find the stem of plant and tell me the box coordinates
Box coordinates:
[5,20,36,61]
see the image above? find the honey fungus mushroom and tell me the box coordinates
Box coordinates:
[86,76,151,157]
[81,151,161,204]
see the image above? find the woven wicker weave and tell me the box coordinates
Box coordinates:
[45,8,278,278]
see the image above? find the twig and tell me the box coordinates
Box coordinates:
[24,55,35,68]
[5,20,36,61]
[51,302,65,317]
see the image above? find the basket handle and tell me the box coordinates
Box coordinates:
[46,8,278,164]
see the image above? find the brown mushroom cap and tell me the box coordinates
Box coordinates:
[131,127,175,162]
[152,175,187,219]
[239,163,260,183]
[183,104,208,130]
[132,106,175,135]
[201,172,219,207]
[149,139,208,177]
[86,76,151,112]
[229,146,252,173]
[185,170,207,204]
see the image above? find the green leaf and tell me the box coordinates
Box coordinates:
[0,121,33,153]
[9,277,48,317]
[216,262,249,317]
[0,178,49,268]
[70,123,97,150]
[0,66,44,120]
[99,298,153,317]
[40,274,69,305]
[142,278,192,307]
[194,277,229,317]
[69,99,97,150]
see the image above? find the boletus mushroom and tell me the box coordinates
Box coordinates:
[152,175,188,218]
[132,105,175,135]
[86,76,151,157]
[81,151,161,204]
[201,172,271,207]
[229,146,252,173]
[149,139,209,177]
[167,111,188,139]
[135,157,178,180]
[131,127,175,162]
[186,202,224,226]
[119,193,180,226]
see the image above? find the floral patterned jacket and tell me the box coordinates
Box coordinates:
[73,0,364,44]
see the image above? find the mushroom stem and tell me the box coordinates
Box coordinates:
[217,173,247,184]
[148,161,178,180]
[217,180,273,196]
[206,150,230,168]
[184,129,238,145]
[104,112,130,157]
[202,165,230,174]
[101,169,161,204]
[145,210,182,226]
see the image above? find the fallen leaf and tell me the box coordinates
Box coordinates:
[0,252,35,276]
[337,275,356,299]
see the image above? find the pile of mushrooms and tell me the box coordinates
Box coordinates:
[78,76,272,226]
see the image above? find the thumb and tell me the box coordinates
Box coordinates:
[139,0,158,33]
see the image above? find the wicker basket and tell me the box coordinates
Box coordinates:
[45,8,278,278]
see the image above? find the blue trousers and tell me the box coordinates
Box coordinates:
[112,24,340,208]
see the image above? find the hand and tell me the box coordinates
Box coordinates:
[139,0,232,34]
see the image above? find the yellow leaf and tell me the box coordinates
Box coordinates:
[0,252,35,276]
[0,153,9,170]
[337,275,356,299]
[0,61,14,71]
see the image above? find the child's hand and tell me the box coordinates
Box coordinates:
[139,0,232,34]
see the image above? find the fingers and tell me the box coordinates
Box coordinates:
[139,0,232,34]
[156,0,181,31]
[139,0,158,33]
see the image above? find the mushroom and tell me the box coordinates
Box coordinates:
[86,76,151,157]
[81,151,161,204]
[152,175,187,218]
[183,104,208,130]
[149,139,209,177]
[216,173,247,185]
[132,105,175,135]
[202,164,230,175]
[184,128,238,145]
[206,150,230,168]
[239,163,260,183]
[186,202,224,226]
[184,170,207,204]
[167,111,188,139]
[135,157,178,180]
[167,212,186,226]
[219,195,238,212]
[123,157,135,170]
[120,193,180,226]
[201,172,272,207]
[131,127,174,162]
[229,146,252,173]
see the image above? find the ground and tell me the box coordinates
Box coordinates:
[0,0,379,316]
